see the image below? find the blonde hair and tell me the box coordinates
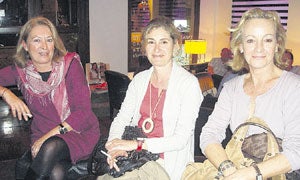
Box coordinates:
[14,16,67,68]
[229,8,286,71]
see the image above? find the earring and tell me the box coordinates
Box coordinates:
[240,50,243,53]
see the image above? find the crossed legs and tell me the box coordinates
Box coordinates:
[25,136,71,180]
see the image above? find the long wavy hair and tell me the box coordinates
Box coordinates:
[14,16,67,68]
[229,8,286,71]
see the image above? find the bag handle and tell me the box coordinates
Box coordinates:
[232,117,281,160]
[233,121,280,146]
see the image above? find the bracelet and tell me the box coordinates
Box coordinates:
[217,160,235,176]
[136,138,145,151]
[252,163,263,180]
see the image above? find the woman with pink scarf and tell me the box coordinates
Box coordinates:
[0,17,100,179]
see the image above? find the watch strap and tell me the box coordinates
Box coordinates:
[252,163,263,180]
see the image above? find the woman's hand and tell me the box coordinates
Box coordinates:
[2,89,32,121]
[106,150,128,171]
[105,138,137,152]
[223,166,255,180]
[222,165,237,177]
[30,123,70,158]
[31,136,47,158]
[105,139,139,172]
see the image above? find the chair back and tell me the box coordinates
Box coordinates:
[194,106,214,157]
[134,56,152,76]
[104,70,131,119]
[194,95,232,160]
[195,72,217,96]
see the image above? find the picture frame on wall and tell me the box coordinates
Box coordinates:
[85,62,110,85]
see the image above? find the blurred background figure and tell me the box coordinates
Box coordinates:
[207,48,233,89]
[282,50,300,75]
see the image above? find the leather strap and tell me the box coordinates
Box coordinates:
[252,163,263,180]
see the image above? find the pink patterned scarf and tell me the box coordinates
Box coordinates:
[16,53,75,122]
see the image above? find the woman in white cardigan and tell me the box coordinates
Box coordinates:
[103,17,203,180]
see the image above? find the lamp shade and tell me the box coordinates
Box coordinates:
[184,40,207,54]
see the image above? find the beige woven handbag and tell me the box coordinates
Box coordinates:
[181,117,285,180]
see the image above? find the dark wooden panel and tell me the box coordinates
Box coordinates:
[0,0,90,69]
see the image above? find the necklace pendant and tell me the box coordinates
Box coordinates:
[142,117,154,133]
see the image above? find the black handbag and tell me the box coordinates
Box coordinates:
[88,126,159,178]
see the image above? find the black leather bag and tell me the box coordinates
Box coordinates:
[67,159,89,179]
[88,126,159,178]
[88,135,110,176]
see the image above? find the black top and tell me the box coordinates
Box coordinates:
[39,71,51,82]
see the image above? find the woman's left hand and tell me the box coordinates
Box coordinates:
[223,167,255,180]
[105,138,137,152]
[31,136,47,158]
[106,150,128,171]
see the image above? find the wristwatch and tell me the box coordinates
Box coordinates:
[59,123,68,134]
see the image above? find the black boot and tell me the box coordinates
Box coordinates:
[24,168,37,180]
[24,168,49,180]
[15,150,32,180]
